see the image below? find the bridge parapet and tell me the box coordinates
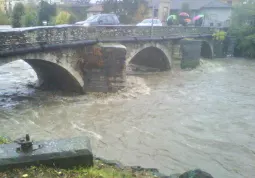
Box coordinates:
[0,25,216,56]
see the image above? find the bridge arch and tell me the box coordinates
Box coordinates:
[126,42,171,71]
[200,40,213,59]
[23,59,83,93]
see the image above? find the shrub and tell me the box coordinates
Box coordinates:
[213,31,227,41]
[22,11,37,27]
[229,1,255,58]
[55,11,71,25]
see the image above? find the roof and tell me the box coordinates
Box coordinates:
[202,0,231,8]
[171,0,210,10]
[87,4,103,12]
[171,0,231,10]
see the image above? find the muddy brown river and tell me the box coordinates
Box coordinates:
[0,58,254,178]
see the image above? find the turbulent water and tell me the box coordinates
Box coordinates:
[0,58,255,178]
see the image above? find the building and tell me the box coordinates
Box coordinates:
[146,0,160,18]
[221,0,241,5]
[170,0,232,27]
[0,0,6,12]
[146,0,171,24]
[158,0,171,24]
[86,4,103,18]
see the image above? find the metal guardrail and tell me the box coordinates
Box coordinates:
[0,25,216,56]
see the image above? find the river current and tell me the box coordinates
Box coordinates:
[0,58,254,178]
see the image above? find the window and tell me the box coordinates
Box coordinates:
[210,23,214,27]
[112,15,119,24]
[106,16,114,24]
[99,16,108,23]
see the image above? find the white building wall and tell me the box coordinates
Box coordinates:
[201,8,231,27]
[158,0,171,24]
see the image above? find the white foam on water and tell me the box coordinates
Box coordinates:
[199,59,226,73]
[132,126,154,137]
[71,122,102,140]
[88,76,151,105]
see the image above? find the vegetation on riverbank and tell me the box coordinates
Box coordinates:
[229,0,255,58]
[0,136,9,144]
[0,137,156,178]
[0,0,149,27]
[0,160,157,178]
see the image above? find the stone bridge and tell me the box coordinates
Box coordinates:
[0,25,216,93]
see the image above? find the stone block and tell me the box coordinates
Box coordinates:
[84,43,126,93]
[0,136,93,171]
[180,39,201,69]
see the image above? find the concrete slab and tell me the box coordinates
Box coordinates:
[0,136,93,171]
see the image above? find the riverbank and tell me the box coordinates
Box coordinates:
[1,58,254,178]
[0,136,214,178]
[0,136,168,178]
[0,136,156,178]
[0,159,157,178]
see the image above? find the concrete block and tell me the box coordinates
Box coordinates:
[0,136,93,171]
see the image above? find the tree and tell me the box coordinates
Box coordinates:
[133,1,149,23]
[38,0,56,25]
[55,11,71,24]
[57,6,84,22]
[11,3,25,28]
[229,0,255,58]
[22,4,38,27]
[0,10,10,25]
[22,11,37,27]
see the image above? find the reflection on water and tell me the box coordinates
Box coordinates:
[0,58,255,178]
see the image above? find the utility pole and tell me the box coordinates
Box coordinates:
[168,0,171,17]
[150,0,154,38]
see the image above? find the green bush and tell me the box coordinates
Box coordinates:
[55,11,71,24]
[229,1,255,58]
[11,3,25,28]
[213,31,227,41]
[0,11,10,25]
[0,137,9,144]
[21,4,38,27]
[22,11,37,27]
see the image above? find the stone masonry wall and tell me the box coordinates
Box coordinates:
[0,26,216,56]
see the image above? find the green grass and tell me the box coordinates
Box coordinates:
[0,160,156,178]
[0,136,9,144]
[0,137,155,178]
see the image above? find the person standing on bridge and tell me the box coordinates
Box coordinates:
[167,15,177,26]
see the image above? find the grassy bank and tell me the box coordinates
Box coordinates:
[0,136,8,144]
[0,137,156,178]
[0,160,157,178]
